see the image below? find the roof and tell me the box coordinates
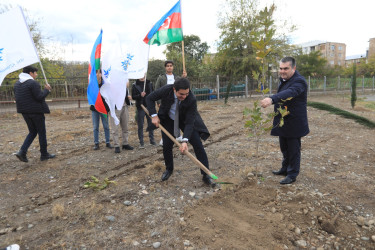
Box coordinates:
[345,54,366,60]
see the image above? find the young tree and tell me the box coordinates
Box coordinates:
[351,63,357,108]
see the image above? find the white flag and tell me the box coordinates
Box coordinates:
[125,40,149,79]
[0,7,40,86]
[101,44,128,125]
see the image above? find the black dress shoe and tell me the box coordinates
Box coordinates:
[122,144,134,150]
[202,176,217,187]
[280,176,296,185]
[161,170,173,181]
[114,147,120,153]
[41,153,56,161]
[93,144,99,150]
[106,143,113,149]
[272,169,287,176]
[16,151,28,162]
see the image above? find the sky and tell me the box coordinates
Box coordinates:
[1,0,374,62]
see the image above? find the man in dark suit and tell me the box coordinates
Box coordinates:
[146,78,216,187]
[14,65,55,162]
[260,57,309,184]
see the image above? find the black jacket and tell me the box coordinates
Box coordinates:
[132,79,153,109]
[270,70,309,138]
[146,84,210,141]
[14,79,50,114]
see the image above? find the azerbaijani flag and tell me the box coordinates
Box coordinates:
[87,30,107,114]
[143,0,183,46]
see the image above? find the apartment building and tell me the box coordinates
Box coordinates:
[299,41,346,66]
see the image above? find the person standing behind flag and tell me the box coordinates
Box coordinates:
[91,69,112,150]
[109,81,134,153]
[132,76,156,148]
[14,65,55,162]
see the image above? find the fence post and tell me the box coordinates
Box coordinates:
[245,75,248,98]
[216,75,220,100]
[362,76,365,93]
[308,76,311,96]
[64,81,69,98]
[269,75,272,95]
[324,76,326,93]
[338,76,340,91]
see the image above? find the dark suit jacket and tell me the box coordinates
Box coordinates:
[14,79,50,114]
[146,84,210,141]
[132,79,153,109]
[270,70,309,138]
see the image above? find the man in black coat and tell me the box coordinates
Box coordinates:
[132,76,155,148]
[14,65,55,162]
[146,78,216,187]
[261,57,309,184]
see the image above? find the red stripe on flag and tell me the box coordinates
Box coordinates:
[95,44,101,59]
[157,12,181,31]
[95,92,107,114]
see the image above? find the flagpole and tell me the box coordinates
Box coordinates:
[180,0,186,74]
[143,44,151,92]
[19,6,50,87]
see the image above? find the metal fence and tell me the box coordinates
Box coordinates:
[1,75,374,114]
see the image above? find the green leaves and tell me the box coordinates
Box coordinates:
[244,100,273,137]
[83,176,117,191]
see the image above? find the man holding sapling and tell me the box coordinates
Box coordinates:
[260,57,309,184]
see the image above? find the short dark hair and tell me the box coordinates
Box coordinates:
[280,57,296,68]
[164,60,174,67]
[23,66,38,74]
[174,78,190,91]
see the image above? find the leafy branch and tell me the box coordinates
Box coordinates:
[83,176,117,190]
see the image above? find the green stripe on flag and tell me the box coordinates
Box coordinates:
[95,58,101,70]
[148,28,183,46]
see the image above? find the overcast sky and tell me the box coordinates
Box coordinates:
[2,0,374,62]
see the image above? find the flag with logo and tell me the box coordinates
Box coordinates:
[87,30,107,114]
[0,6,40,86]
[100,43,128,125]
[143,0,183,46]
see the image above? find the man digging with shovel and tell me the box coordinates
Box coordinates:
[145,78,216,187]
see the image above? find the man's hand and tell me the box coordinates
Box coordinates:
[182,70,187,78]
[151,115,160,127]
[141,92,146,97]
[179,142,188,153]
[260,97,272,108]
[45,84,52,91]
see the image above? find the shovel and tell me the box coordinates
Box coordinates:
[141,104,232,184]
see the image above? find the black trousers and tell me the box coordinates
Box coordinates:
[279,136,301,179]
[161,116,209,176]
[20,113,48,156]
[136,108,154,145]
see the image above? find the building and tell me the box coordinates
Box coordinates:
[345,54,367,66]
[298,41,346,66]
[368,37,375,59]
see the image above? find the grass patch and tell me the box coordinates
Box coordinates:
[307,101,375,129]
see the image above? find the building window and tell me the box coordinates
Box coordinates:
[331,45,335,50]
[338,53,342,58]
[330,60,334,65]
[338,61,341,66]
[338,46,342,50]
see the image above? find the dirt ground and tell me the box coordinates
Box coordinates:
[1,93,375,249]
